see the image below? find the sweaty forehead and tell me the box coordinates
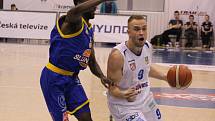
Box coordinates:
[129,19,147,27]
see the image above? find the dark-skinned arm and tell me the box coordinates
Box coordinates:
[66,0,106,22]
[88,40,104,78]
[88,40,114,88]
[61,0,110,34]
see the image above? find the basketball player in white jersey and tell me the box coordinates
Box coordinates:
[107,15,168,121]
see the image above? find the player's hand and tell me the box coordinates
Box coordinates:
[127,94,137,102]
[101,76,115,88]
[122,88,138,102]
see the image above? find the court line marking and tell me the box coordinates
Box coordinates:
[187,54,202,59]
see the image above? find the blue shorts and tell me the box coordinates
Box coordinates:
[40,67,90,121]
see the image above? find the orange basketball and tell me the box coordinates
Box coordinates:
[167,65,192,89]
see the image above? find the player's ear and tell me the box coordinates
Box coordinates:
[127,29,130,34]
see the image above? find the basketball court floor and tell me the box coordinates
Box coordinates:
[0,43,214,121]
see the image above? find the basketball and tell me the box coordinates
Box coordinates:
[167,65,192,89]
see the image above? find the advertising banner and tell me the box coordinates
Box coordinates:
[0,11,56,39]
[3,0,74,12]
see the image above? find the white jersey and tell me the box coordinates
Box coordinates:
[107,41,153,106]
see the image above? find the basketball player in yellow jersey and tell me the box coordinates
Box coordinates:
[107,15,168,121]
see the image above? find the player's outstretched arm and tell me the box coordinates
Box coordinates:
[62,0,112,35]
[66,0,115,24]
[88,42,114,88]
[149,64,167,82]
[66,0,104,21]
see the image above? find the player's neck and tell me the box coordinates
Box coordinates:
[83,16,91,26]
[126,41,142,56]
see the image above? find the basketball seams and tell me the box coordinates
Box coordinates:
[175,65,181,89]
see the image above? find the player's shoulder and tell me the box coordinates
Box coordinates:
[109,48,123,60]
[144,41,152,49]
[114,42,128,52]
[108,48,124,69]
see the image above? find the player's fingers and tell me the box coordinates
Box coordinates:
[128,94,137,99]
[129,89,139,96]
[127,92,138,97]
[126,94,137,102]
[124,90,137,98]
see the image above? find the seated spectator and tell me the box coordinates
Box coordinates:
[161,11,183,47]
[184,15,198,47]
[4,3,22,43]
[201,14,213,48]
[11,4,18,11]
[100,1,117,14]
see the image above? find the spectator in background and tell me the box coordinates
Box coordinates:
[2,4,19,43]
[11,4,18,10]
[100,1,117,14]
[161,11,183,47]
[201,14,213,48]
[184,15,198,47]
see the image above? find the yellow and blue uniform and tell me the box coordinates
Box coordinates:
[40,16,93,121]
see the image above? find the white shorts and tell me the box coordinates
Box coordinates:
[108,93,162,121]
